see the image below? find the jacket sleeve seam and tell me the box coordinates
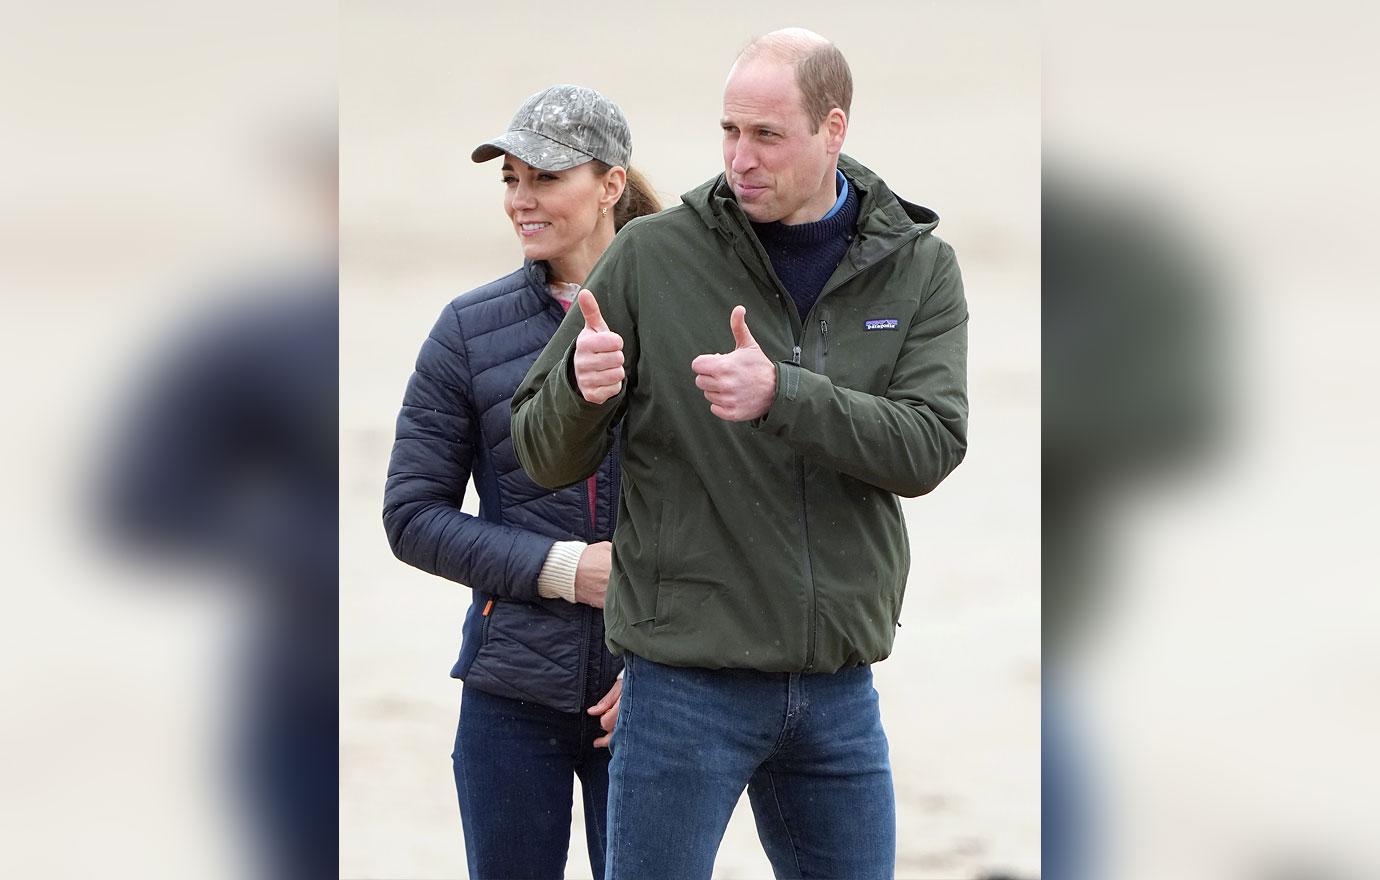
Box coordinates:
[397,401,470,420]
[449,302,479,395]
[916,239,953,313]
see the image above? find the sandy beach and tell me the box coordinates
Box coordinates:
[340,3,1040,876]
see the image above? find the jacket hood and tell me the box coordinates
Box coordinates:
[683,153,939,247]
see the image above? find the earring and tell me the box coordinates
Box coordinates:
[601,206,608,217]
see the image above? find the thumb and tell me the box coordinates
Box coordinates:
[578,289,607,332]
[730,305,757,350]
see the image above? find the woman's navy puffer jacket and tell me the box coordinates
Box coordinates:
[384,260,622,713]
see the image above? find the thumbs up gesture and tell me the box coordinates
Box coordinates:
[574,289,625,405]
[690,306,777,422]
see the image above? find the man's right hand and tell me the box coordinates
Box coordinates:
[573,540,613,608]
[574,289,625,404]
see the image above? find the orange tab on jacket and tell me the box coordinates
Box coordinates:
[482,599,494,617]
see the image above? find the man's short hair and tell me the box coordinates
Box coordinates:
[739,30,853,130]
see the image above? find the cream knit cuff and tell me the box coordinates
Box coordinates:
[537,541,586,603]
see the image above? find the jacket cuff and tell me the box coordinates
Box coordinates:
[537,540,586,603]
[754,361,804,433]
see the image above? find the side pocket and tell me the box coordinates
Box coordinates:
[654,498,676,581]
[481,597,496,641]
[652,499,676,631]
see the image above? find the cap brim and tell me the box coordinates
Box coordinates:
[470,129,593,171]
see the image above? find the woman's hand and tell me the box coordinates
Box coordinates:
[587,678,622,748]
[574,541,612,608]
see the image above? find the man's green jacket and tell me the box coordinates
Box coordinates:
[512,155,968,673]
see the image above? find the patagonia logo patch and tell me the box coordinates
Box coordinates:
[864,318,900,331]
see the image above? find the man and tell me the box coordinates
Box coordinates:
[512,28,968,879]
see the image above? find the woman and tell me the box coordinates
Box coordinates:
[382,85,660,879]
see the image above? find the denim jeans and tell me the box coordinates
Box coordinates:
[606,653,895,880]
[453,685,611,879]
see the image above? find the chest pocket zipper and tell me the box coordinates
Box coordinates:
[817,314,830,373]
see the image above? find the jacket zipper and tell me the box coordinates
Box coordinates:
[577,475,592,539]
[748,267,817,671]
[767,278,819,672]
[730,210,910,673]
[543,287,605,709]
[576,588,591,712]
[576,427,618,710]
[763,271,820,672]
[817,313,830,373]
[791,247,893,671]
[731,214,830,672]
[797,458,817,671]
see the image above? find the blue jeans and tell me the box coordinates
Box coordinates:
[606,654,895,879]
[453,685,611,879]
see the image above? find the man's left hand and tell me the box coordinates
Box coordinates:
[691,306,776,422]
[587,678,622,748]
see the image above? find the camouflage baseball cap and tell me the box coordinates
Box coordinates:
[471,84,632,171]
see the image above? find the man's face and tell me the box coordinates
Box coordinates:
[721,59,839,225]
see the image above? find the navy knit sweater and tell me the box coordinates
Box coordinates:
[750,175,860,320]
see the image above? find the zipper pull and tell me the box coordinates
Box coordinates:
[791,344,802,365]
[820,319,829,358]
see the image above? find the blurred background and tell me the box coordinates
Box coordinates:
[340,1,1039,878]
[1044,2,1380,878]
[0,3,337,879]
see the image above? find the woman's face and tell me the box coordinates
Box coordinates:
[501,155,611,265]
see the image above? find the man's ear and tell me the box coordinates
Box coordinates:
[823,108,848,156]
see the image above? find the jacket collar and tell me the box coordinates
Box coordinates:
[521,259,570,317]
[682,154,939,274]
[523,258,549,293]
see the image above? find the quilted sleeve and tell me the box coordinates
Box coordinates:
[383,301,555,601]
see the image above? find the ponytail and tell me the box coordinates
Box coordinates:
[614,166,662,231]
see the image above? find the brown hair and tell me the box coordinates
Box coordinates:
[794,43,852,129]
[738,30,853,130]
[591,161,663,231]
